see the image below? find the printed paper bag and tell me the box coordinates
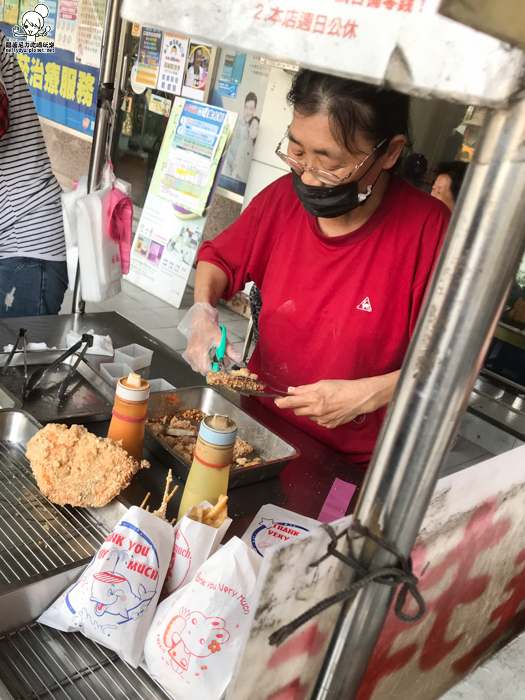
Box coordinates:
[164,500,232,595]
[38,506,174,667]
[144,537,261,700]
[242,504,319,557]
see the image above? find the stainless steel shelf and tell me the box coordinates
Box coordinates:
[0,622,169,700]
[0,411,107,589]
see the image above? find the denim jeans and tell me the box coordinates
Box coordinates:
[0,257,68,318]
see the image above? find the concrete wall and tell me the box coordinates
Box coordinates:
[40,120,92,191]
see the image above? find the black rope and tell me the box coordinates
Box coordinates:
[268,519,425,647]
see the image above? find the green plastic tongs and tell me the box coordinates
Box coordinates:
[211,324,227,372]
[209,325,290,398]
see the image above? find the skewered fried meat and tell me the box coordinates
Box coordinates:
[206,370,266,393]
[26,423,149,507]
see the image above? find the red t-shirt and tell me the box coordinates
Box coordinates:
[198,174,450,467]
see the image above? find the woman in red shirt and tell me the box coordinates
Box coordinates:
[179,70,450,468]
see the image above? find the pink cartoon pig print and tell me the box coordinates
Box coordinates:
[163,608,230,674]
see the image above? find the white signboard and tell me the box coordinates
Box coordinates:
[127,195,205,308]
[121,0,525,107]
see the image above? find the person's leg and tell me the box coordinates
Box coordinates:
[40,260,68,315]
[0,257,68,317]
[0,257,42,317]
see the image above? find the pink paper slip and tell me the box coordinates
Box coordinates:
[318,478,357,523]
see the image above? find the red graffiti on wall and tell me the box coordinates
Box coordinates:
[356,498,513,700]
[453,547,525,674]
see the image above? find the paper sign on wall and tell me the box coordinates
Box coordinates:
[136,25,162,89]
[127,98,236,308]
[157,100,230,216]
[158,32,188,95]
[75,0,105,68]
[55,0,78,51]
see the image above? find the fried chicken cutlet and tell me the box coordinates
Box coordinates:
[26,423,149,507]
[206,369,266,393]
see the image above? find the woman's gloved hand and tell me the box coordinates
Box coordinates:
[178,302,242,375]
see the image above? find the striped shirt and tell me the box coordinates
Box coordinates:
[0,30,66,261]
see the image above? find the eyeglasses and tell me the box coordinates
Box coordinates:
[275,134,386,186]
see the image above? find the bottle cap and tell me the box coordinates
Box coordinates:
[199,414,237,446]
[116,374,150,401]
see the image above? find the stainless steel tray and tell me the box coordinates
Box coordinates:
[0,383,20,410]
[146,387,300,488]
[0,410,107,594]
[0,567,171,700]
[0,351,114,423]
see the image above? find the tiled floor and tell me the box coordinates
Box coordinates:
[60,279,250,358]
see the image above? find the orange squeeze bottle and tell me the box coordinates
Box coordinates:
[107,372,150,461]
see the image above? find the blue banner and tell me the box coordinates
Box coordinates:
[1,21,99,135]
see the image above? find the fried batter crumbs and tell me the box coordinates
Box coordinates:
[26,423,149,508]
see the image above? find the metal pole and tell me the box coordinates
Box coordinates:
[311,93,525,700]
[71,0,123,314]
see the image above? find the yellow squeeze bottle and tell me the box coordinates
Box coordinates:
[177,414,237,520]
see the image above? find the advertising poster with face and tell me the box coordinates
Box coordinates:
[212,54,270,197]
[181,41,211,102]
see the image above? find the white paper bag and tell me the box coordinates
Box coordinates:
[144,537,261,700]
[241,504,319,557]
[38,506,174,667]
[164,500,232,595]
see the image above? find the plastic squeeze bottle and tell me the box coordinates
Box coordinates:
[177,413,237,520]
[107,372,150,462]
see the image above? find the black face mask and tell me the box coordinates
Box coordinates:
[292,170,376,219]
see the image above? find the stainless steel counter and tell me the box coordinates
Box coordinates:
[0,313,364,538]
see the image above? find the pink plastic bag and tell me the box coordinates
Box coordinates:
[108,186,133,275]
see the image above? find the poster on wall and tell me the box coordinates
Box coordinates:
[127,98,237,307]
[0,22,99,136]
[127,197,207,309]
[75,0,105,68]
[157,99,230,216]
[158,32,188,95]
[181,40,211,102]
[2,0,19,24]
[55,0,78,51]
[212,54,270,197]
[135,25,162,89]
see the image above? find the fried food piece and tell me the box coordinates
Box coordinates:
[206,370,266,393]
[231,368,259,380]
[151,469,178,521]
[169,416,194,431]
[233,438,253,460]
[244,458,262,467]
[146,420,166,437]
[181,409,206,421]
[187,496,229,528]
[188,505,204,523]
[26,424,149,508]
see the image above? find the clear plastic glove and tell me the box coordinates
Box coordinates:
[178,302,242,375]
